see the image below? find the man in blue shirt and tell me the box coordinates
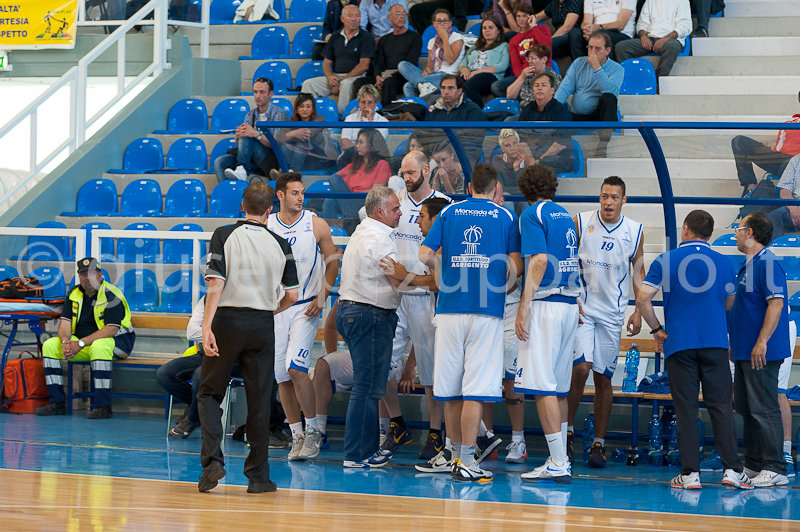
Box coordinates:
[419,164,522,482]
[730,212,791,487]
[514,165,581,484]
[637,210,752,491]
[360,0,407,39]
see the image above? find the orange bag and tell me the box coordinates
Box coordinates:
[3,354,49,414]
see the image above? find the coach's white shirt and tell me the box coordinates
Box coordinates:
[339,216,401,310]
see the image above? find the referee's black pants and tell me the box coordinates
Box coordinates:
[198,307,275,484]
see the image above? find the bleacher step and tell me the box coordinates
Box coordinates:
[584,159,736,180]
[692,36,800,57]
[659,76,800,96]
[670,56,800,77]
[55,216,238,231]
[707,16,800,38]
[618,95,798,118]
[723,0,800,18]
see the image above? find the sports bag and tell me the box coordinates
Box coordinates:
[3,353,49,414]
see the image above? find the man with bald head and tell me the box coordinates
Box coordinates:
[301,4,376,115]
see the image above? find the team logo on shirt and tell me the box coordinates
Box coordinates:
[452,225,489,268]
[588,225,594,233]
[304,222,313,233]
[560,228,579,273]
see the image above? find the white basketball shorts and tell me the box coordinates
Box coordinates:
[390,294,436,386]
[504,301,520,380]
[273,301,320,383]
[573,315,623,378]
[780,320,796,393]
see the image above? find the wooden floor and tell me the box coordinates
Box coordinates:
[1,468,795,532]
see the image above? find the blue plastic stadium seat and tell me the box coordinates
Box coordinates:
[210,0,241,23]
[420,25,436,56]
[789,291,800,325]
[291,25,323,57]
[163,223,208,264]
[159,270,206,313]
[209,138,238,169]
[210,99,250,133]
[164,179,208,217]
[288,0,325,21]
[620,59,657,95]
[712,234,737,246]
[118,179,162,216]
[80,222,115,261]
[770,235,800,280]
[0,265,19,280]
[116,223,159,263]
[108,138,164,174]
[467,24,481,37]
[712,233,745,270]
[556,139,584,178]
[159,138,208,173]
[30,267,67,301]
[63,179,117,216]
[239,26,290,60]
[342,99,382,118]
[303,179,331,205]
[550,61,560,75]
[314,97,339,122]
[249,62,292,95]
[25,221,71,261]
[271,97,294,117]
[155,99,209,134]
[482,98,520,115]
[294,61,323,89]
[206,180,248,217]
[118,269,159,312]
[394,139,409,157]
[330,226,348,237]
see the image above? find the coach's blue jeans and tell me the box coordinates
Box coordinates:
[336,302,398,462]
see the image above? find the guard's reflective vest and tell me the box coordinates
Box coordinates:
[68,281,133,336]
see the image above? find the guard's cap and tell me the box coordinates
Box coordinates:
[76,257,101,273]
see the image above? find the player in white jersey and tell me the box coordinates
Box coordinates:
[378,151,451,459]
[565,176,645,468]
[779,320,796,476]
[268,173,340,461]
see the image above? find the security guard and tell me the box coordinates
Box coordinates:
[36,257,135,419]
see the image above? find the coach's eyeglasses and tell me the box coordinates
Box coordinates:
[735,226,750,233]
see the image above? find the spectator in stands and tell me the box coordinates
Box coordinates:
[555,32,623,125]
[614,0,691,79]
[518,73,573,174]
[339,84,390,168]
[637,210,752,491]
[324,129,392,220]
[733,94,800,197]
[458,16,509,107]
[493,0,532,36]
[352,4,423,107]
[37,258,135,420]
[427,74,487,121]
[361,0,408,39]
[390,131,431,174]
[302,5,376,116]
[506,44,561,108]
[571,0,635,60]
[689,0,723,39]
[398,9,466,98]
[535,0,582,60]
[314,0,358,60]
[275,93,339,173]
[492,129,535,194]
[430,141,465,194]
[730,212,791,488]
[767,154,800,240]
[410,0,485,33]
[491,4,552,97]
[215,78,288,183]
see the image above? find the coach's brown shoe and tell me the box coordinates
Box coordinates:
[86,405,112,419]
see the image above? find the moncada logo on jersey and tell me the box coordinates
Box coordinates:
[452,225,490,269]
[560,228,579,273]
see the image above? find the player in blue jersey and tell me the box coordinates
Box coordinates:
[515,165,581,484]
[419,164,523,482]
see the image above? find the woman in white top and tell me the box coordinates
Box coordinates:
[397,9,465,98]
[340,84,389,152]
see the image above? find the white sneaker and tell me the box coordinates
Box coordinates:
[288,433,305,461]
[721,469,753,490]
[505,440,527,464]
[750,470,789,487]
[418,82,437,97]
[415,448,452,473]
[379,428,387,447]
[299,427,321,459]
[671,471,701,490]
[224,165,247,181]
[521,456,572,484]
[452,460,493,482]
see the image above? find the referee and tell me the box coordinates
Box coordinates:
[198,182,299,494]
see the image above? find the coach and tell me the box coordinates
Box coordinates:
[198,182,299,494]
[730,212,790,487]
[637,210,751,491]
[337,187,404,468]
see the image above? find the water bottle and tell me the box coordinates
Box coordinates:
[666,416,680,467]
[648,415,663,467]
[622,344,640,393]
[698,416,705,461]
[583,412,595,463]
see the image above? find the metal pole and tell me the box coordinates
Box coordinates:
[638,126,677,250]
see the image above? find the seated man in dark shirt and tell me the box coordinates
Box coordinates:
[37,258,135,419]
[518,72,573,175]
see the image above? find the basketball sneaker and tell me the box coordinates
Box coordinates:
[419,433,443,460]
[505,440,527,464]
[415,448,452,473]
[722,469,753,490]
[700,449,723,472]
[566,430,574,465]
[380,422,413,453]
[475,432,502,463]
[452,460,493,483]
[671,472,701,490]
[299,427,322,459]
[750,470,789,487]
[288,433,305,461]
[587,442,607,468]
[343,449,392,469]
[521,457,572,484]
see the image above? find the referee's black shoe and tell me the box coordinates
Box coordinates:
[198,461,226,492]
[248,480,278,493]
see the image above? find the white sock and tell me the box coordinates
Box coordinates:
[594,437,605,446]
[305,416,318,431]
[380,418,390,434]
[452,442,462,461]
[317,415,328,435]
[445,437,452,450]
[546,432,567,466]
[785,441,792,455]
[289,422,303,437]
[567,425,574,433]
[478,420,488,437]
[560,422,568,451]
[512,431,525,444]
[461,444,475,466]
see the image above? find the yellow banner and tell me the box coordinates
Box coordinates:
[0,0,78,49]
